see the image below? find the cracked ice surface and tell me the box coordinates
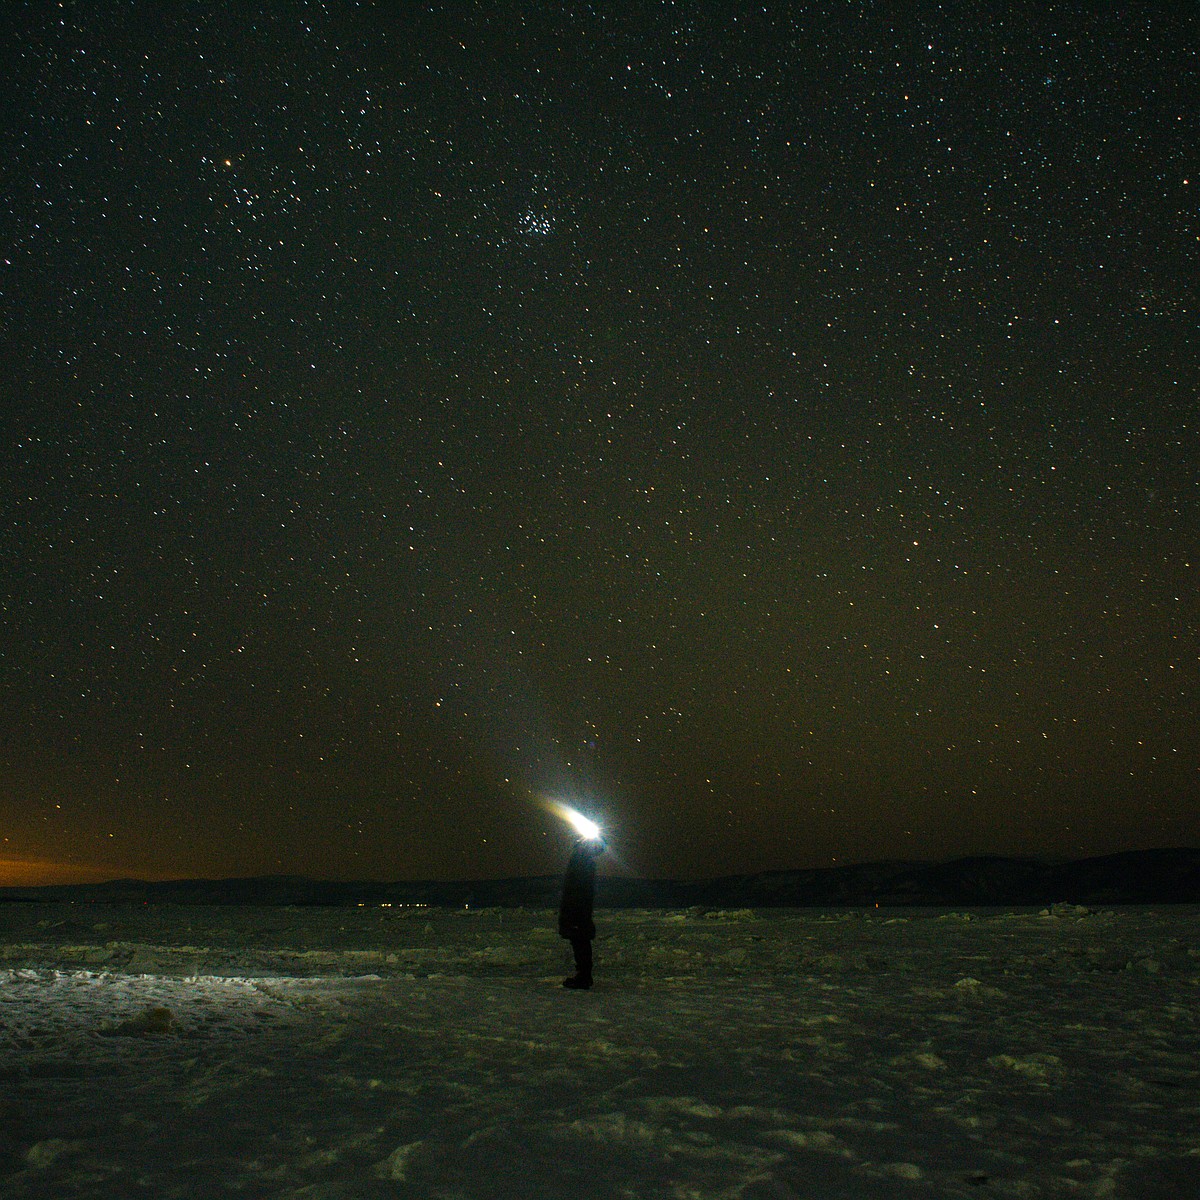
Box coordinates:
[2,904,1198,1198]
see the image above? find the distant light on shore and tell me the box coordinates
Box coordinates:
[0,858,119,888]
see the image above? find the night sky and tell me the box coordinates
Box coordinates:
[2,3,1196,887]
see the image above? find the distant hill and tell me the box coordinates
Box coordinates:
[2,848,1198,908]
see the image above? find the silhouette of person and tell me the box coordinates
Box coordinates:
[558,834,604,989]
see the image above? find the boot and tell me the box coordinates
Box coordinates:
[562,974,592,989]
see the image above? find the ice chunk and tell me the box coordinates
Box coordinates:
[374,1140,424,1181]
[25,1138,87,1168]
[101,1005,177,1037]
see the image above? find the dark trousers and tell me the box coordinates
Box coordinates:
[568,935,593,980]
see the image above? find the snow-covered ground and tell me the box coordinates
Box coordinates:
[1,902,1197,1199]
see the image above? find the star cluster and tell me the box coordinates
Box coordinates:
[1,3,1196,883]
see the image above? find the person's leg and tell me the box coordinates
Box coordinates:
[564,936,593,987]
[574,936,593,981]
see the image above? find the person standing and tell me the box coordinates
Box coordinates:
[558,834,604,989]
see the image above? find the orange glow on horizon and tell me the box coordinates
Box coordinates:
[0,857,124,888]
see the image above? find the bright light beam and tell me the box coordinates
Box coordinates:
[566,809,602,841]
[548,800,603,842]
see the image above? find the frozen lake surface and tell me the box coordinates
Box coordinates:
[2,902,1197,1198]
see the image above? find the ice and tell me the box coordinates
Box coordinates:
[1,902,1198,1197]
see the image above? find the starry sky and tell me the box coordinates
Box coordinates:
[1,2,1196,887]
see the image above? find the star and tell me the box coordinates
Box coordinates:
[517,209,555,237]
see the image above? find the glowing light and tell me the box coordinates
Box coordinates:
[546,800,602,841]
[0,857,118,886]
[566,809,602,841]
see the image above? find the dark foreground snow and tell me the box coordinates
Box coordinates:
[2,903,1197,1198]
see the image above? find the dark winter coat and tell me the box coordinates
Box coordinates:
[558,838,603,940]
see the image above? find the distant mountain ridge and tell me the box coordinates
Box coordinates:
[3,848,1198,908]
